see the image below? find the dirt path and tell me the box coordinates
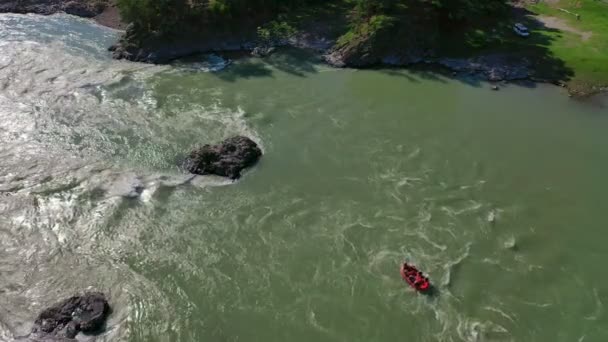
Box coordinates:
[94,3,126,30]
[536,15,593,41]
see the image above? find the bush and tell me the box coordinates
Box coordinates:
[257,20,297,45]
[116,0,190,33]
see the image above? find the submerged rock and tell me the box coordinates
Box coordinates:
[31,292,110,339]
[504,236,517,250]
[183,136,262,179]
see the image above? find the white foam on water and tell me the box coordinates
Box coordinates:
[0,13,266,341]
[503,235,517,250]
[584,288,603,321]
[172,54,232,72]
[484,306,517,324]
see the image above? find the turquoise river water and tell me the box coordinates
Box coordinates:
[0,13,607,342]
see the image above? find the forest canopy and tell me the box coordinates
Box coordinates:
[116,0,510,34]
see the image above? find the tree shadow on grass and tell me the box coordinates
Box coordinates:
[378,6,574,90]
[451,7,573,80]
[510,8,575,81]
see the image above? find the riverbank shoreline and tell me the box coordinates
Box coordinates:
[106,22,605,97]
[0,0,126,30]
[1,1,605,97]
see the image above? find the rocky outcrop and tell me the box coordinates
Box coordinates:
[326,46,531,82]
[183,136,262,179]
[30,292,110,340]
[0,0,107,17]
[288,32,335,53]
[436,54,531,81]
[323,36,379,68]
[325,47,428,68]
[323,21,430,69]
[109,25,257,64]
[110,23,337,63]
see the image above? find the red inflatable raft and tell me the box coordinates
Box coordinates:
[400,262,431,293]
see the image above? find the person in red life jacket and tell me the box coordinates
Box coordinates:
[401,262,431,292]
[413,271,429,290]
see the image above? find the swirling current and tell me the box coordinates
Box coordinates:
[1,13,607,342]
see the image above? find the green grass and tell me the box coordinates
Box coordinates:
[527,0,608,89]
[435,0,608,92]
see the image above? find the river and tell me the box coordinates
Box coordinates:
[1,13,607,342]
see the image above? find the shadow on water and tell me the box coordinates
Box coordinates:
[214,48,320,82]
[211,7,575,92]
[378,67,449,85]
[422,284,440,299]
[265,48,319,77]
[214,60,274,82]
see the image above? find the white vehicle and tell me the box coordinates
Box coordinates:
[513,23,530,37]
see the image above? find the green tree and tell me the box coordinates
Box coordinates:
[116,0,510,36]
[117,0,190,32]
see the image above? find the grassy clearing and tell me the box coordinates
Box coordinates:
[526,0,608,90]
[437,13,574,80]
[436,0,607,92]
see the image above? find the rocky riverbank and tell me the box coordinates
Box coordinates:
[108,24,533,84]
[325,49,534,83]
[86,27,563,93]
[1,0,603,96]
[0,0,125,29]
[108,22,335,64]
[108,26,257,64]
[0,1,537,84]
[0,0,106,18]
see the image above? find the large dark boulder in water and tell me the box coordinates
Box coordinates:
[31,292,110,339]
[184,136,262,179]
